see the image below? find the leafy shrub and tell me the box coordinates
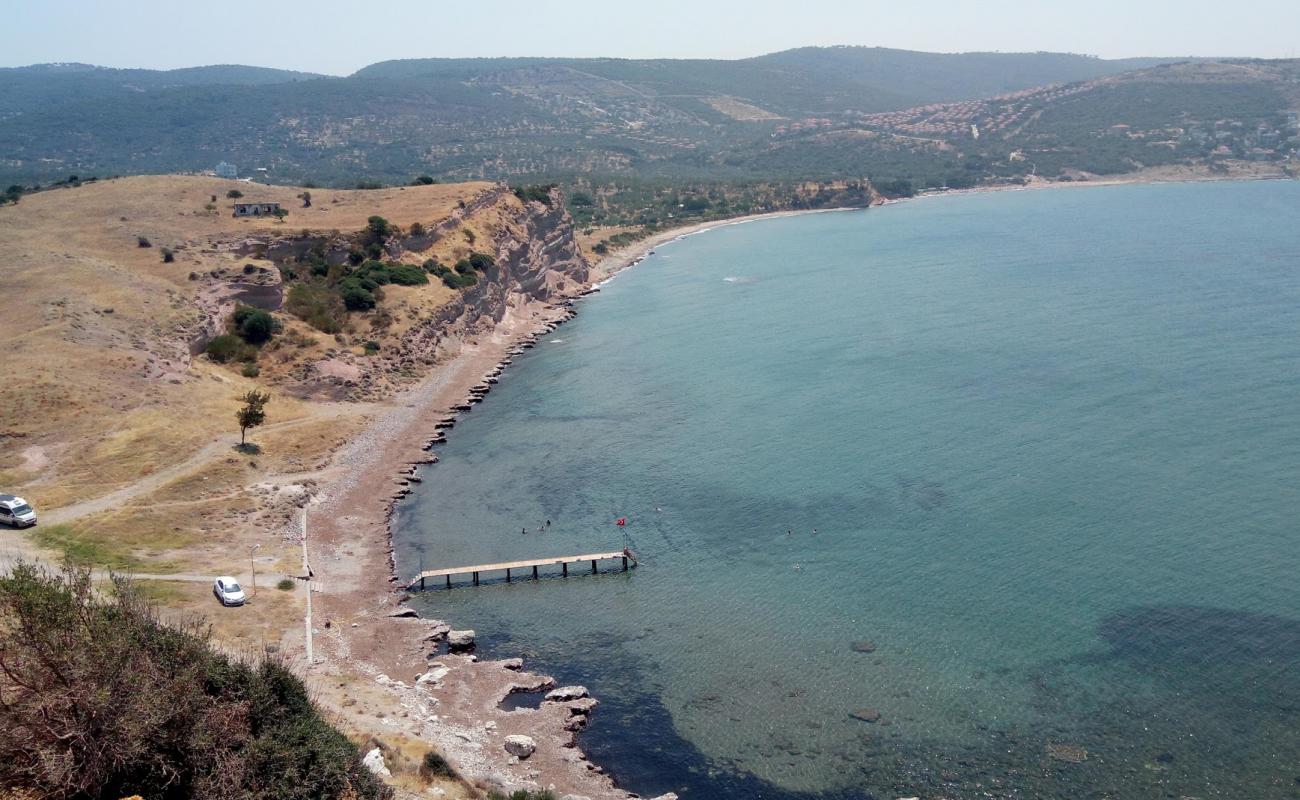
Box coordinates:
[137,236,152,248]
[512,184,557,206]
[382,264,428,286]
[356,261,428,287]
[161,247,174,263]
[408,221,426,236]
[363,340,380,355]
[462,228,476,245]
[441,272,477,290]
[276,578,295,591]
[0,563,392,800]
[339,280,376,311]
[468,252,494,271]
[232,305,277,344]
[241,362,260,378]
[206,334,254,364]
[412,175,436,185]
[419,751,456,779]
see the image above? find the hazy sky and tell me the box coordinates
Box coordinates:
[3,0,1298,75]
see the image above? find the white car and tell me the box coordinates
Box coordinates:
[0,494,37,528]
[213,576,246,606]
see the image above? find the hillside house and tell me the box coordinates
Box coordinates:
[215,161,237,178]
[233,202,282,218]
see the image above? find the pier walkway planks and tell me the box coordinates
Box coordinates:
[406,550,635,589]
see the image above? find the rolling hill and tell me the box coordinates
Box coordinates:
[0,48,1295,192]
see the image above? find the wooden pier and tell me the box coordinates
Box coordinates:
[407,550,636,590]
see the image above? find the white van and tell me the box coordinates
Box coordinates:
[0,494,37,528]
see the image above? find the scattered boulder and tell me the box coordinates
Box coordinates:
[851,640,877,654]
[545,685,589,702]
[850,708,882,723]
[503,735,536,759]
[416,664,451,686]
[448,629,476,650]
[423,623,451,641]
[500,657,524,671]
[388,607,419,618]
[362,747,391,777]
[567,697,598,715]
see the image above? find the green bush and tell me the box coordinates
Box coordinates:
[0,563,392,800]
[206,334,254,364]
[339,280,376,311]
[161,247,175,263]
[137,236,152,248]
[468,252,494,271]
[441,271,477,290]
[276,578,295,591]
[232,305,277,344]
[512,184,557,206]
[241,362,260,378]
[419,751,456,779]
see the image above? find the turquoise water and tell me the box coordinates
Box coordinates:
[396,181,1300,799]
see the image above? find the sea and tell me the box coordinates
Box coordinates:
[395,180,1300,799]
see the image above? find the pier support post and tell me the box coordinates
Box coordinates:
[533,565,539,579]
[562,562,568,577]
[591,560,598,574]
[446,575,451,589]
[622,557,628,571]
[421,577,425,590]
[473,571,479,586]
[506,568,511,583]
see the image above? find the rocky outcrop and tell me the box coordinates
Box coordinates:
[545,685,589,702]
[447,629,476,651]
[362,747,391,777]
[503,734,536,759]
[392,187,589,372]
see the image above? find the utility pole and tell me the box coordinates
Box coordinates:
[250,543,261,600]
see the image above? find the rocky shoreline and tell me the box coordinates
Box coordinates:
[301,190,686,798]
[301,197,920,799]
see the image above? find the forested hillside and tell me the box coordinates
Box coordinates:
[0,49,1295,197]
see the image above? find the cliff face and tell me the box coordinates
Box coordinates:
[378,188,589,388]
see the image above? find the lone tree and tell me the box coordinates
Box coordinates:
[299,190,312,208]
[272,207,289,223]
[236,390,270,446]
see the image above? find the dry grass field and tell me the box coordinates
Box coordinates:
[0,173,508,586]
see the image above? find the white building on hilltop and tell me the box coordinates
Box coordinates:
[215,161,238,179]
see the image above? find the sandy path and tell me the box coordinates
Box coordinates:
[41,407,364,526]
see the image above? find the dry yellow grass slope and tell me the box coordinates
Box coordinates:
[0,174,497,567]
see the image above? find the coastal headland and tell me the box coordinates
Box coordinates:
[3,164,1296,798]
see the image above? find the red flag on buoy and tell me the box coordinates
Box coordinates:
[616,517,627,526]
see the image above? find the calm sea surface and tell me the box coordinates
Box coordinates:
[396,181,1300,799]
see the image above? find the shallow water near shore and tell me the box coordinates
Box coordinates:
[397,181,1300,798]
